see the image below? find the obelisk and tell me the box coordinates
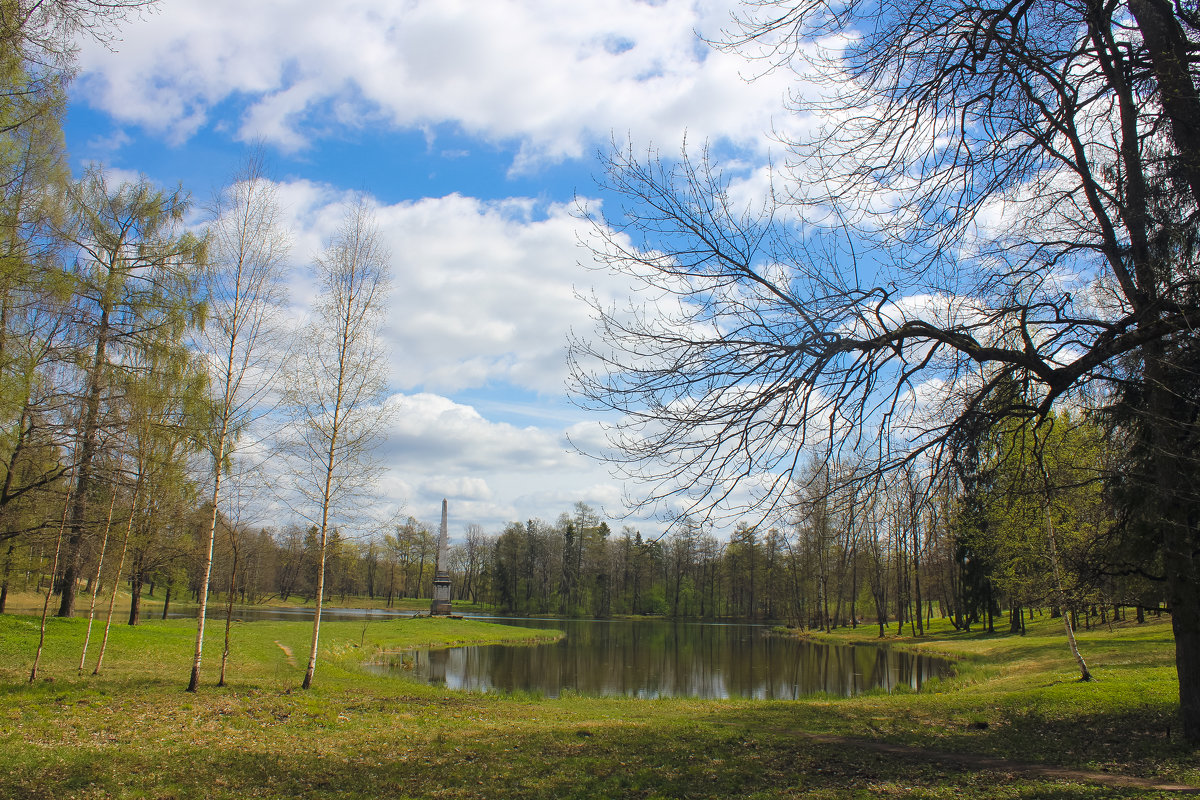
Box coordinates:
[430,499,452,615]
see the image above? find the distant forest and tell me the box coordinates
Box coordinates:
[8,403,1159,634]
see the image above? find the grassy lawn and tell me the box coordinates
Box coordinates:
[0,587,498,620]
[1,599,1196,799]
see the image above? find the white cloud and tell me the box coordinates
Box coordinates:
[83,127,131,154]
[75,0,796,166]
[381,392,570,472]
[419,476,494,502]
[373,391,638,534]
[274,184,634,396]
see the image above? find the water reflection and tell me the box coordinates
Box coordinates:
[367,617,953,700]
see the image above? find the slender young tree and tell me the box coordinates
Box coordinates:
[92,477,137,676]
[77,491,116,674]
[187,155,291,692]
[29,481,68,682]
[288,198,390,690]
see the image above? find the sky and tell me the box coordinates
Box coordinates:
[65,0,800,541]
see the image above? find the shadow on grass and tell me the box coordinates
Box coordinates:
[2,708,1184,800]
[710,699,1196,785]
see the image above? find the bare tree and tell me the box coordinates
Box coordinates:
[287,198,390,690]
[460,523,488,603]
[570,0,1200,739]
[187,155,291,692]
[1,0,157,66]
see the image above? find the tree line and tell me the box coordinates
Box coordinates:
[9,387,1154,646]
[470,405,1159,631]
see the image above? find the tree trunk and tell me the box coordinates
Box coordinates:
[849,544,857,628]
[95,486,137,675]
[303,423,339,690]
[874,588,887,638]
[302,524,328,690]
[1125,0,1200,745]
[127,569,143,626]
[912,516,923,637]
[1128,0,1200,206]
[1155,432,1200,740]
[30,492,70,682]
[79,495,117,674]
[58,310,110,618]
[188,431,227,692]
[1142,347,1199,739]
[0,541,14,613]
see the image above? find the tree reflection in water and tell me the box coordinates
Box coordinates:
[366,618,951,699]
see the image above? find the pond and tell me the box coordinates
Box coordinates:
[364,616,953,700]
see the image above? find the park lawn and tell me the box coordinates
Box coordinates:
[0,587,498,621]
[0,607,1196,799]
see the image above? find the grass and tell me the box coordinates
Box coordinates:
[0,586,498,620]
[0,597,1196,799]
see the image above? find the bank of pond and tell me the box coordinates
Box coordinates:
[1,608,1196,798]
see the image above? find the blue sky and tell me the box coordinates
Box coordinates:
[65,0,799,540]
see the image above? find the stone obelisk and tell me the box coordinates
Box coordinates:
[430,499,452,615]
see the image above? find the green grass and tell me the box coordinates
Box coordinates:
[0,587,498,619]
[0,605,1196,799]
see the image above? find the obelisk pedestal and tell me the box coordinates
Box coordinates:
[430,499,452,616]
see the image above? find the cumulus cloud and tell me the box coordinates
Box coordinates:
[374,391,631,532]
[75,0,795,167]
[224,179,673,536]
[380,392,571,472]
[273,183,635,396]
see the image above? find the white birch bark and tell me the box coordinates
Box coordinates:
[188,155,291,692]
[288,198,390,690]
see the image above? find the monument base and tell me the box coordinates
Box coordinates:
[431,575,452,616]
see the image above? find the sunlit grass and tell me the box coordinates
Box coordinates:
[1,587,497,620]
[0,606,1195,799]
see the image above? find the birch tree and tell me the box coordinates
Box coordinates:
[187,155,291,692]
[288,198,390,690]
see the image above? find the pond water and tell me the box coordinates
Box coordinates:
[178,607,952,699]
[363,616,953,700]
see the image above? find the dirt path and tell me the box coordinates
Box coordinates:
[790,730,1199,793]
[273,640,297,668]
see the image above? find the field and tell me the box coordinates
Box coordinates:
[1,596,1197,799]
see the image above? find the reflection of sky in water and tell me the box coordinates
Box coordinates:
[365,618,953,700]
